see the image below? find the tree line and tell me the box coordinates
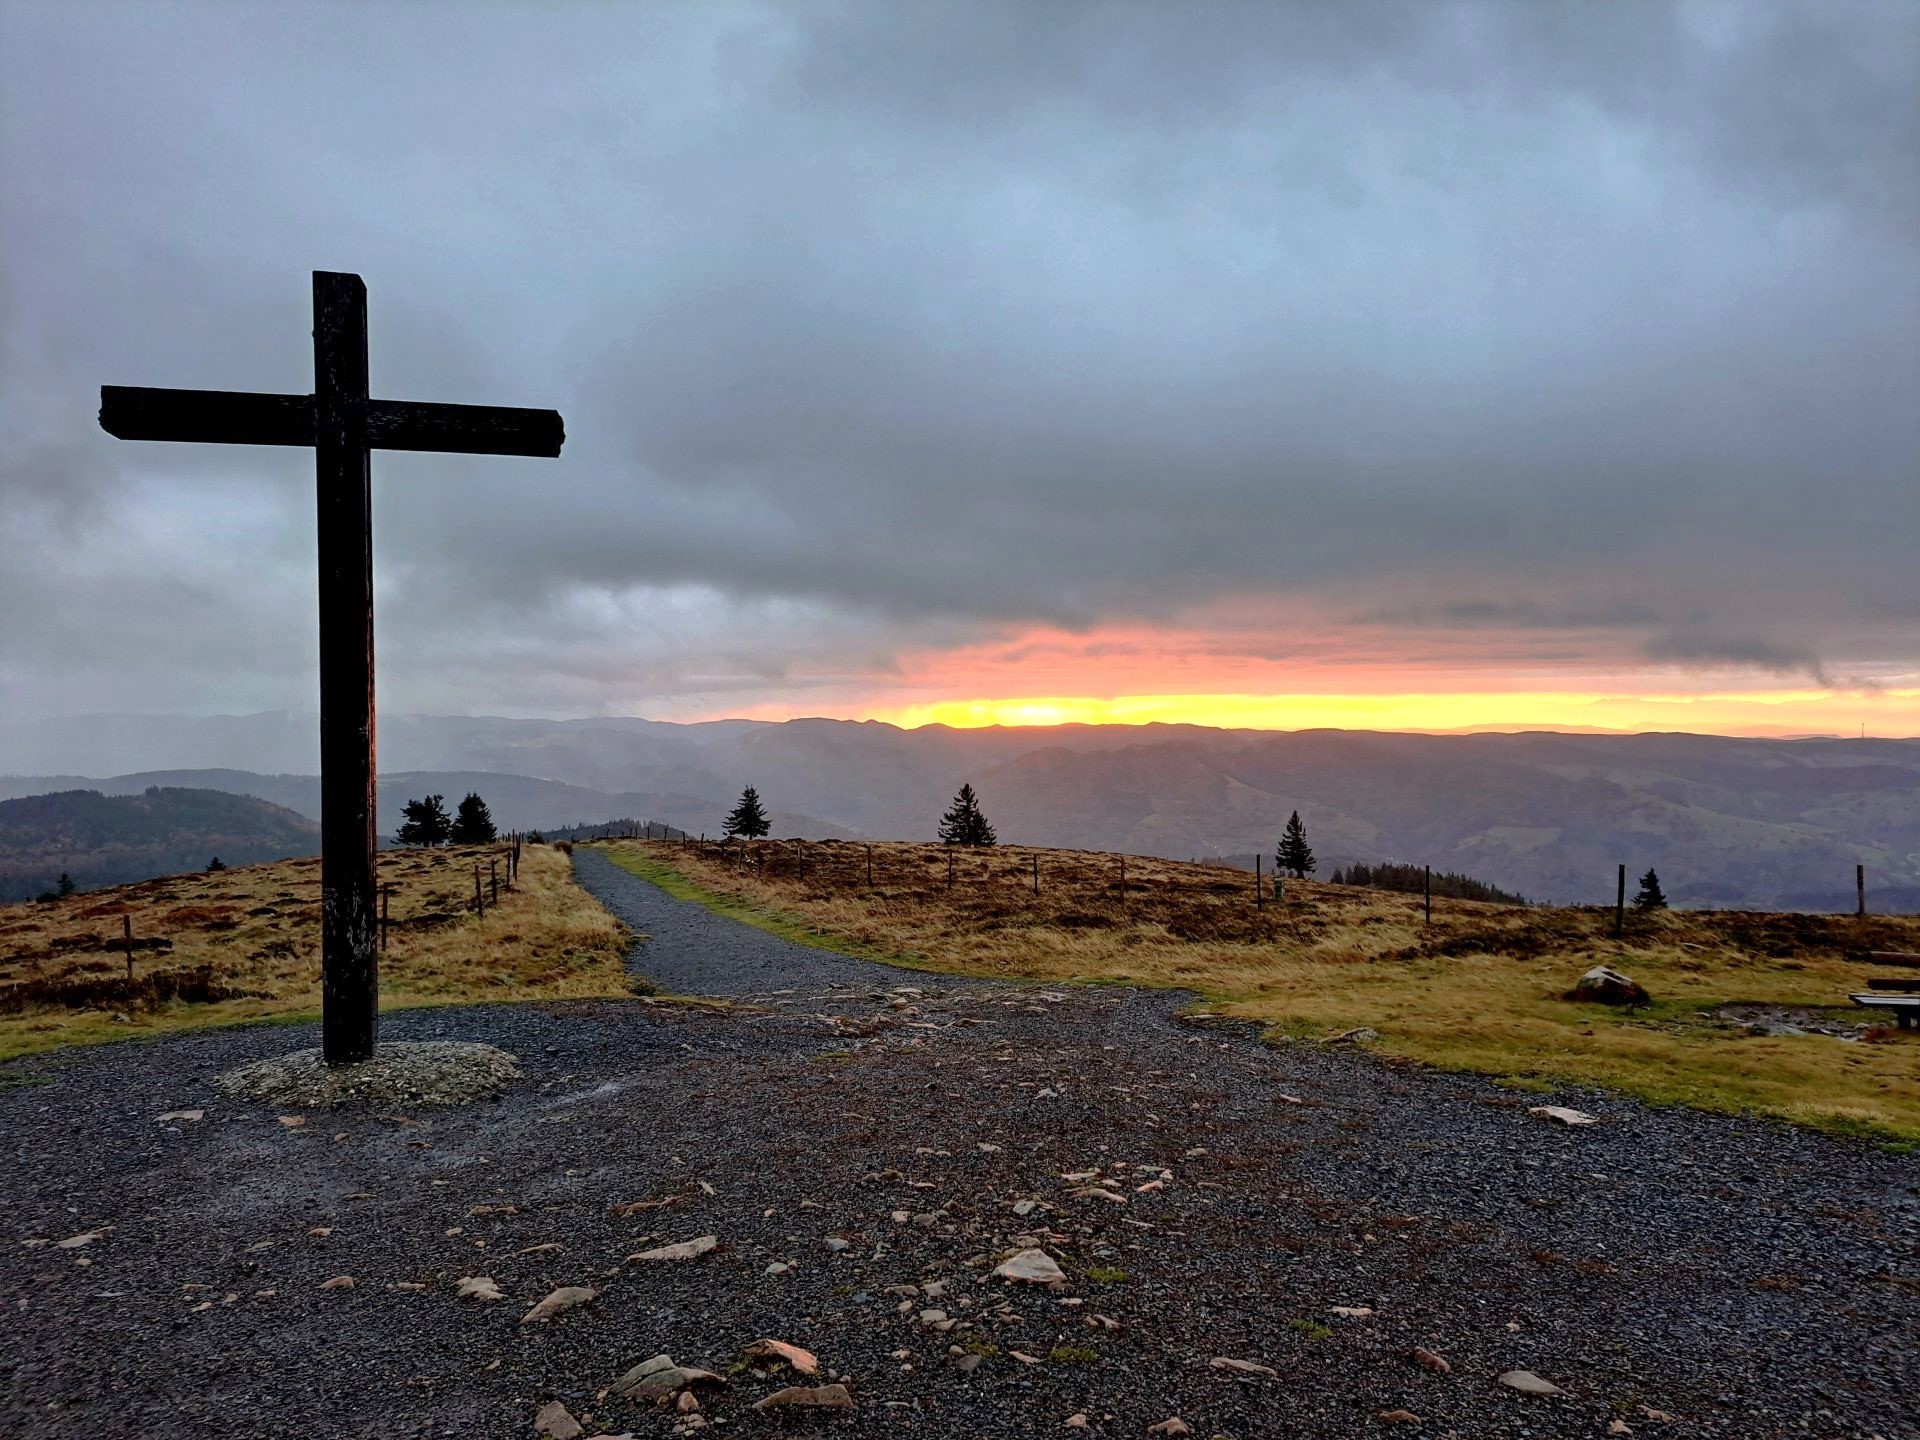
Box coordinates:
[573,783,1675,912]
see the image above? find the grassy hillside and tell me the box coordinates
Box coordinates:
[0,786,321,901]
[601,837,1920,1145]
[0,843,630,1060]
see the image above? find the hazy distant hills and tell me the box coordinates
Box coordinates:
[4,714,1919,909]
[0,787,319,901]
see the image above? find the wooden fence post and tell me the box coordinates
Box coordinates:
[489,858,499,905]
[1424,864,1432,926]
[474,863,485,918]
[1858,863,1866,918]
[1032,852,1040,896]
[1614,863,1626,938]
[1255,852,1263,910]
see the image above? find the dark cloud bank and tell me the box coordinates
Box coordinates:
[1,0,1915,721]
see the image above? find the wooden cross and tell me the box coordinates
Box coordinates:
[99,271,564,1065]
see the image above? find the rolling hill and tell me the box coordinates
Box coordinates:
[5,716,1919,908]
[0,787,320,901]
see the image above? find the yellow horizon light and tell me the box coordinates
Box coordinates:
[865,689,1920,736]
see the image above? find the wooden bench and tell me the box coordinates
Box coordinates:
[1850,952,1920,1030]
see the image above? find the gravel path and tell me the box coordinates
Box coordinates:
[572,846,976,1000]
[0,857,1914,1440]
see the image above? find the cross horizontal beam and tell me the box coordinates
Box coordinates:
[99,386,565,458]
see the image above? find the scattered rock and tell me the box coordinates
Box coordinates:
[521,1285,599,1323]
[319,1275,355,1291]
[1568,965,1650,1007]
[56,1228,111,1250]
[1064,1415,1090,1430]
[1148,1419,1192,1435]
[1378,1409,1421,1424]
[992,1247,1066,1285]
[628,1236,717,1263]
[1210,1356,1278,1377]
[1330,1305,1374,1319]
[1409,1346,1451,1375]
[743,1339,818,1375]
[456,1275,503,1302]
[823,1237,850,1252]
[1529,1105,1599,1127]
[1497,1369,1565,1396]
[610,1355,726,1400]
[1323,1027,1379,1045]
[751,1384,855,1412]
[155,1109,204,1123]
[532,1400,583,1439]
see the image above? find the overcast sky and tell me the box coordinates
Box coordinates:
[2,1,1916,733]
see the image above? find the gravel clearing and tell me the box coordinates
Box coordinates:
[216,1041,524,1108]
[0,854,1914,1439]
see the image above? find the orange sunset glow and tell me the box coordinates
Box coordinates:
[737,620,1920,737]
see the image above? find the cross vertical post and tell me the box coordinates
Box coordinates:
[313,273,379,1064]
[99,269,563,1066]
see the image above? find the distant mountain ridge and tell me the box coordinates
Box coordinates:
[5,714,1919,909]
[0,786,320,901]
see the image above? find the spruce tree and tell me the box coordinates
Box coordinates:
[450,792,498,844]
[396,794,452,847]
[1275,810,1316,878]
[207,856,227,872]
[938,782,997,846]
[1633,868,1668,911]
[724,785,771,839]
[56,872,75,897]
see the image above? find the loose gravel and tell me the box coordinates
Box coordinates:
[216,1041,524,1109]
[0,855,1913,1440]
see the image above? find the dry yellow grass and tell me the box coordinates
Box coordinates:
[0,843,631,1061]
[604,837,1920,1144]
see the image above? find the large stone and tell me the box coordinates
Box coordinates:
[1568,965,1651,1006]
[521,1285,599,1324]
[992,1248,1066,1285]
[532,1401,583,1439]
[751,1383,855,1411]
[627,1235,717,1263]
[744,1339,819,1375]
[1529,1104,1600,1127]
[1498,1369,1565,1396]
[610,1354,727,1401]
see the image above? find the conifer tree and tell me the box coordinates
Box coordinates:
[207,856,227,872]
[450,792,498,844]
[56,872,75,897]
[724,785,771,839]
[396,794,452,847]
[938,782,997,846]
[1275,810,1316,878]
[1633,868,1668,911]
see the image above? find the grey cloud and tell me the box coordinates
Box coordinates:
[0,0,1915,720]
[1643,632,1867,690]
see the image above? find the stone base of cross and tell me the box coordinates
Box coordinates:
[100,271,564,1063]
